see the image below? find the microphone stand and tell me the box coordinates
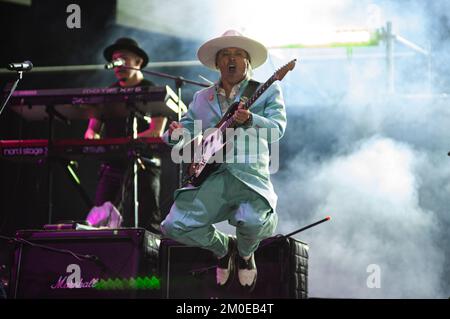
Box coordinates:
[120,66,210,189]
[0,70,23,117]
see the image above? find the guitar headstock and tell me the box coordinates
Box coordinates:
[274,59,297,81]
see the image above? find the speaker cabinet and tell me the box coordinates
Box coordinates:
[9,228,160,299]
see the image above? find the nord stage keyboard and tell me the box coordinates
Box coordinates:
[0,137,167,161]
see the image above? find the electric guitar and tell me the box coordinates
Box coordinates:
[184,59,297,186]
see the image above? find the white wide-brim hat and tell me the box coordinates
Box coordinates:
[197,30,268,70]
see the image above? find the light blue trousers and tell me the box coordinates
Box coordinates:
[161,168,278,257]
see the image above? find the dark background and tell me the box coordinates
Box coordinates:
[0,0,214,234]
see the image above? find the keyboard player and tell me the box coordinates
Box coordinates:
[84,37,166,234]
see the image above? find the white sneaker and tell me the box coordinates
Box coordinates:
[237,253,257,292]
[216,236,236,287]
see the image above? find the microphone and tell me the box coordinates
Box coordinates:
[7,60,33,71]
[105,58,125,69]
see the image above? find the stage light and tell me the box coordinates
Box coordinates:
[270,28,381,49]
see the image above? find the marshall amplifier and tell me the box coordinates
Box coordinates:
[159,235,308,299]
[9,228,160,299]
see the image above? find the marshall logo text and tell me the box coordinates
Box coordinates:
[50,264,98,289]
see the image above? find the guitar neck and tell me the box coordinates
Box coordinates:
[243,75,276,110]
[217,76,277,132]
[215,58,296,132]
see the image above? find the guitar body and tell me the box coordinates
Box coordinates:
[185,101,239,186]
[183,59,297,187]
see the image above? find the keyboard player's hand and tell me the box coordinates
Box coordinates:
[84,128,100,139]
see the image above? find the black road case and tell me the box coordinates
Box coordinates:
[159,235,308,299]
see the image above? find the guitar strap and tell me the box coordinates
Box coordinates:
[239,79,260,107]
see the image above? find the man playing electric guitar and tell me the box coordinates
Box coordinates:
[161,30,292,292]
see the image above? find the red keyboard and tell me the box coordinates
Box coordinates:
[0,137,167,161]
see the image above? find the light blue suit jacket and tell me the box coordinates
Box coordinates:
[166,78,287,211]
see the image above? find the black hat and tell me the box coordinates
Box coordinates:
[103,37,149,68]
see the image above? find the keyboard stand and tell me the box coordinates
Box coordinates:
[45,105,92,223]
